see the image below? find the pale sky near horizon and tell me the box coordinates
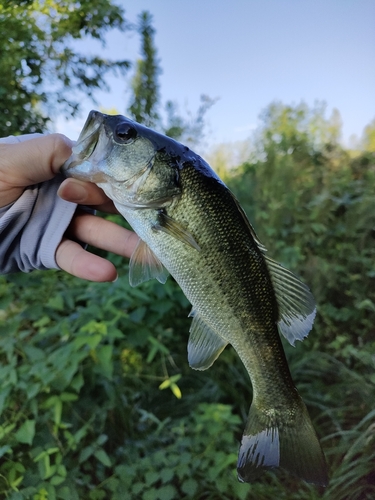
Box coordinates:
[56,0,375,152]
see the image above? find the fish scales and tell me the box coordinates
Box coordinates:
[158,164,294,391]
[62,111,328,486]
[124,160,301,407]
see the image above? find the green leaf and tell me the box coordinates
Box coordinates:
[159,375,182,399]
[70,372,84,392]
[47,294,65,311]
[142,488,158,500]
[145,470,158,486]
[74,334,102,350]
[181,478,198,496]
[79,320,108,336]
[0,423,16,440]
[33,315,51,328]
[158,379,170,390]
[50,474,66,486]
[132,483,144,495]
[147,336,169,363]
[0,445,11,458]
[96,434,108,446]
[79,446,94,463]
[24,345,45,362]
[157,485,177,500]
[95,345,114,379]
[94,449,112,467]
[160,467,174,484]
[33,448,59,462]
[15,419,35,445]
[170,383,182,399]
[60,392,79,402]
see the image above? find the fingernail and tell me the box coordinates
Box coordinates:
[59,182,87,203]
[112,274,119,283]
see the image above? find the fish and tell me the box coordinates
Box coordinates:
[62,110,328,486]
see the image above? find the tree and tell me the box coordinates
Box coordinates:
[0,0,130,136]
[163,94,217,149]
[229,102,375,349]
[361,117,375,152]
[128,11,160,128]
[127,11,215,147]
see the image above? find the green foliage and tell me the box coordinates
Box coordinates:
[0,259,254,499]
[1,102,375,498]
[230,102,375,351]
[227,101,375,498]
[362,117,375,152]
[0,0,130,136]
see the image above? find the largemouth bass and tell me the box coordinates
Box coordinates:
[62,111,328,486]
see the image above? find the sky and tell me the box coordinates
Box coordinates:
[56,0,375,152]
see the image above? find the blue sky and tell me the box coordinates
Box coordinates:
[56,0,375,150]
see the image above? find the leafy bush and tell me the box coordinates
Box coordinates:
[1,102,375,499]
[229,102,375,499]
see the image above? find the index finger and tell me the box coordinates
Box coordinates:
[57,178,118,213]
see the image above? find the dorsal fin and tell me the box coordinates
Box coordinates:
[129,239,169,287]
[265,256,316,346]
[231,195,267,253]
[232,193,316,345]
[187,309,228,370]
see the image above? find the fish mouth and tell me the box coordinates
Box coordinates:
[73,112,102,160]
[61,111,106,179]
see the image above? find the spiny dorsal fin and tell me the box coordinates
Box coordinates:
[153,211,201,251]
[188,309,228,370]
[129,239,169,287]
[265,256,316,346]
[231,195,267,253]
[232,192,315,345]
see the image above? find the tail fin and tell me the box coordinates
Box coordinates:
[237,400,328,486]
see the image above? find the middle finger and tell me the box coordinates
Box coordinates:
[67,212,139,259]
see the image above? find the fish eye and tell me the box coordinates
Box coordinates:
[114,123,137,144]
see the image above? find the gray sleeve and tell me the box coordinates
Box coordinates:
[0,174,78,274]
[0,133,78,274]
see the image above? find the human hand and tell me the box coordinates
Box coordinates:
[57,177,139,281]
[0,134,138,281]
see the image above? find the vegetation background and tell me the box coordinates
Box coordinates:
[0,1,374,499]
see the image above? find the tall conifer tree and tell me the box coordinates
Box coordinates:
[128,11,160,128]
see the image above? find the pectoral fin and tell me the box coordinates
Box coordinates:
[188,310,228,370]
[153,210,201,251]
[265,256,316,346]
[129,239,169,287]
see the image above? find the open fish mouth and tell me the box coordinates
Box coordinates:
[73,127,99,161]
[61,112,111,180]
[75,111,104,154]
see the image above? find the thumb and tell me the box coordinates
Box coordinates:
[0,133,73,207]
